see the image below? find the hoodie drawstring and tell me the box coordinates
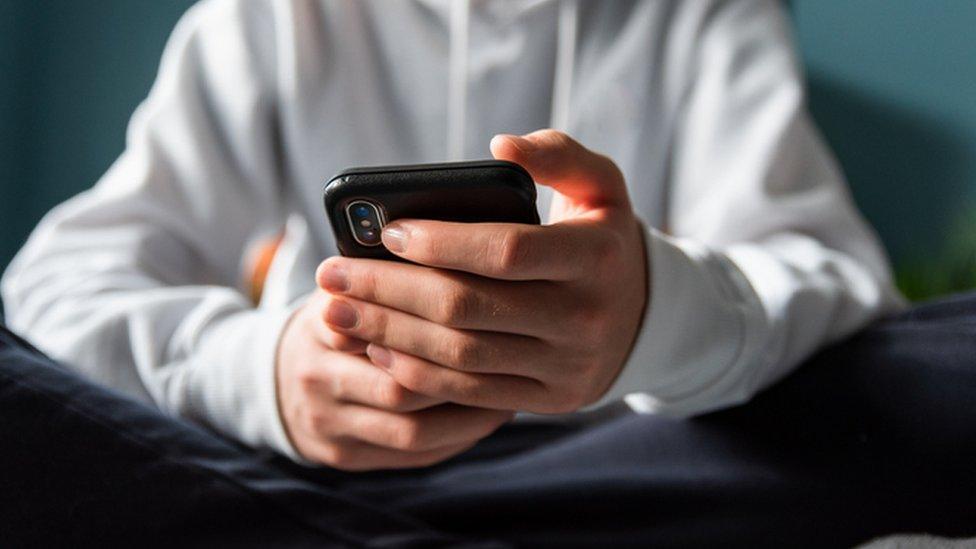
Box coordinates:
[551,0,578,132]
[446,0,577,160]
[447,0,471,160]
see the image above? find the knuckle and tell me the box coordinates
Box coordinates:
[296,365,322,394]
[391,360,428,393]
[306,410,332,437]
[364,305,390,342]
[449,376,480,403]
[392,417,427,451]
[374,379,412,410]
[320,443,353,469]
[491,229,530,276]
[358,266,381,302]
[593,150,621,170]
[437,285,477,327]
[446,336,482,370]
[542,129,574,149]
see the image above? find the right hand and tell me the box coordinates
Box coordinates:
[276,278,514,470]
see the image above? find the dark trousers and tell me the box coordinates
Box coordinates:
[2,294,975,548]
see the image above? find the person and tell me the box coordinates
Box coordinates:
[2,0,902,468]
[2,0,975,545]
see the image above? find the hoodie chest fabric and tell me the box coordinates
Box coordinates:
[276,0,678,302]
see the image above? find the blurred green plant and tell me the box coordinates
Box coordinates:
[895,203,976,302]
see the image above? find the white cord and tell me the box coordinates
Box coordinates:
[550,0,578,132]
[448,0,471,160]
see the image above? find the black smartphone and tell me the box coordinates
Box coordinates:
[323,160,540,260]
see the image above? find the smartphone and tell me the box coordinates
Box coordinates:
[323,160,540,260]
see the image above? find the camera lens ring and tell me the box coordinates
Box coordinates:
[345,200,386,247]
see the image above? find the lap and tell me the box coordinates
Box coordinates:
[328,292,976,546]
[0,326,486,548]
[3,291,976,547]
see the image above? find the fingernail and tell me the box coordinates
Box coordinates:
[367,344,393,370]
[325,300,358,329]
[491,134,534,154]
[382,223,409,253]
[318,263,348,293]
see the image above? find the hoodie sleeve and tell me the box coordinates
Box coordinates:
[594,0,905,416]
[1,0,300,458]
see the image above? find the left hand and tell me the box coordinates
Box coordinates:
[317,130,648,414]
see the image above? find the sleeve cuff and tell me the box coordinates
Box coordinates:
[589,225,768,417]
[188,303,304,461]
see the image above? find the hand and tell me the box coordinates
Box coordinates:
[317,130,648,414]
[275,289,514,470]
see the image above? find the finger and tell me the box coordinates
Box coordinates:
[317,256,572,338]
[307,437,479,471]
[334,402,513,453]
[321,330,369,354]
[322,351,443,412]
[324,294,554,379]
[368,344,548,413]
[490,129,630,209]
[305,290,368,353]
[380,218,618,281]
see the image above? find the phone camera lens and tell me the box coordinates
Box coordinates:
[346,200,385,247]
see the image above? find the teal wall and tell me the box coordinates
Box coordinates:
[792,1,976,298]
[1,1,975,302]
[0,0,196,278]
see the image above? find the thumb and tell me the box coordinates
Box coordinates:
[490,129,630,209]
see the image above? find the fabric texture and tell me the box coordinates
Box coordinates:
[2,293,975,547]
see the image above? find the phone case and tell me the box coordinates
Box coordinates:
[323,160,541,259]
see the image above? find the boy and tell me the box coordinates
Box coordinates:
[2,0,901,467]
[3,2,975,545]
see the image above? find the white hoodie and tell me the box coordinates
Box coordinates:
[1,0,903,460]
